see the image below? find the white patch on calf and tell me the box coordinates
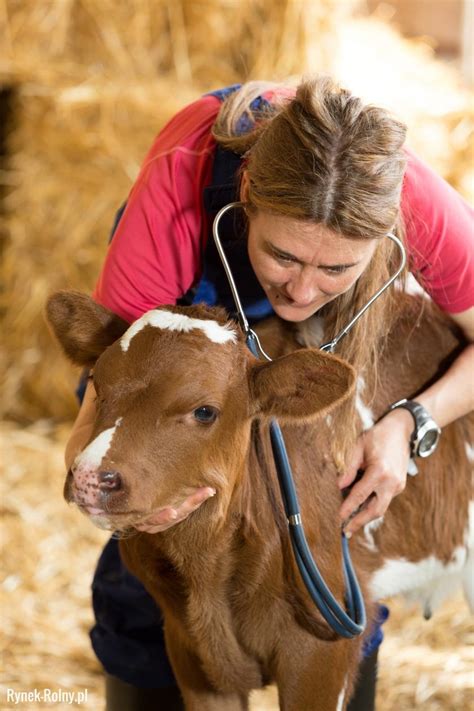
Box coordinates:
[74,417,123,470]
[355,377,375,431]
[336,675,347,711]
[90,514,114,531]
[465,442,474,463]
[121,310,237,352]
[362,516,384,552]
[462,501,474,611]
[370,543,471,615]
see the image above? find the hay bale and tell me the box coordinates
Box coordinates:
[0,0,351,422]
[1,0,348,86]
[0,80,199,422]
[335,15,474,198]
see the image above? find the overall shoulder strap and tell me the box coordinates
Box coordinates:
[184,85,274,323]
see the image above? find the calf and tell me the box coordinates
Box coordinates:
[46,291,473,711]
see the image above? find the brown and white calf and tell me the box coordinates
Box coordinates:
[46,291,473,711]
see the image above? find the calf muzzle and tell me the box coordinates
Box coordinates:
[65,463,124,513]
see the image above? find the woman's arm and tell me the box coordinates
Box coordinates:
[65,96,219,460]
[338,148,474,535]
[415,307,474,426]
[338,309,473,535]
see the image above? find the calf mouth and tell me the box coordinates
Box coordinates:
[64,469,216,534]
[74,503,142,532]
[75,500,189,535]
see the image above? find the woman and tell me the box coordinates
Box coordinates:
[66,78,474,710]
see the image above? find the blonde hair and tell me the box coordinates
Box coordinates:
[212,76,409,463]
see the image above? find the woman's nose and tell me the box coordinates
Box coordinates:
[285,270,319,306]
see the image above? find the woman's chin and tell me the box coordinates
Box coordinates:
[270,300,320,322]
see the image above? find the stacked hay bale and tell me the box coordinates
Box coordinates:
[0,0,350,423]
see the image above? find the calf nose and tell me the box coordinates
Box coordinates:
[98,470,122,492]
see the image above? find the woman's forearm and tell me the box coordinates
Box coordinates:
[340,340,473,533]
[65,379,97,469]
[416,343,474,428]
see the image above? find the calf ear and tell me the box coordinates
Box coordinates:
[45,291,129,367]
[248,349,355,422]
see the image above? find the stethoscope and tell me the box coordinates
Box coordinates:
[212,201,407,639]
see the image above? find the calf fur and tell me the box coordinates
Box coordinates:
[46,291,473,711]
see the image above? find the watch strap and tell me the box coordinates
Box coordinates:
[389,398,428,429]
[388,398,440,459]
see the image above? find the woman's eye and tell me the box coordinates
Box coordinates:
[273,251,295,264]
[323,266,348,275]
[193,406,219,424]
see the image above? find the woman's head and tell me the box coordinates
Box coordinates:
[213,75,408,342]
[213,75,410,460]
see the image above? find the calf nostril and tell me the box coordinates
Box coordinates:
[98,470,122,492]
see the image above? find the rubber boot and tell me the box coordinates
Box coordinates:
[105,673,185,711]
[346,647,379,711]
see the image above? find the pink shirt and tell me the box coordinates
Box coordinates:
[94,94,474,324]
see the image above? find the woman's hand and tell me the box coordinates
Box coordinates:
[337,408,414,536]
[133,487,217,534]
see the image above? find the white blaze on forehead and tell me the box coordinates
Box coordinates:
[120,309,237,352]
[74,417,123,469]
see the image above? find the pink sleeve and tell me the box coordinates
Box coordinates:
[93,95,220,323]
[401,148,474,314]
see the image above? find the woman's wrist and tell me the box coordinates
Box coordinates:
[379,406,414,441]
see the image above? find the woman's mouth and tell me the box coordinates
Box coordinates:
[274,290,315,309]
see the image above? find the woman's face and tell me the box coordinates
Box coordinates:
[247,210,377,323]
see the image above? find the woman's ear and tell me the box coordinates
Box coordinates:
[240,170,250,203]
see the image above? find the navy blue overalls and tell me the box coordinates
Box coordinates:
[84,85,387,688]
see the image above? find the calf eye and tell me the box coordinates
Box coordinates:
[193,406,218,424]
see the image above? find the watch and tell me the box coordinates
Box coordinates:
[388,398,441,458]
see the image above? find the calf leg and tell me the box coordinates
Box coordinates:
[274,633,359,711]
[179,691,248,711]
[164,630,249,711]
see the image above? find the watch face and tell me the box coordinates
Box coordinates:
[418,429,440,457]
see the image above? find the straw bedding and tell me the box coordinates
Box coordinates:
[1,421,472,710]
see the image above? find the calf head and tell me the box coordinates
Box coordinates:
[46,291,355,533]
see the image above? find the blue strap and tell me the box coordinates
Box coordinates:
[269,421,366,638]
[246,332,366,638]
